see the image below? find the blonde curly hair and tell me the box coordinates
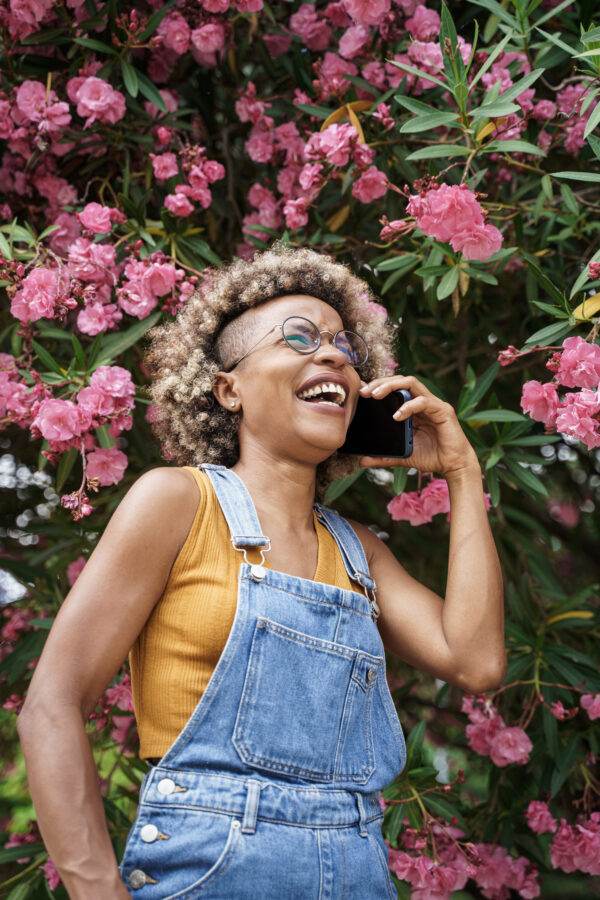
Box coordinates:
[145,241,395,498]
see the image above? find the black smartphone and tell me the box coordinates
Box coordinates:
[340,389,413,458]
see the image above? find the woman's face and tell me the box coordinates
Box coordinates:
[215,294,363,466]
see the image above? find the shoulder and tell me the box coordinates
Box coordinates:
[345,517,381,567]
[107,466,204,550]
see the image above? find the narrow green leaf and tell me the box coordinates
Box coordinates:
[550,736,581,797]
[137,70,167,112]
[465,408,527,423]
[393,467,409,494]
[584,100,600,140]
[139,0,179,40]
[120,60,139,98]
[294,103,333,120]
[32,340,65,377]
[587,133,600,161]
[56,446,80,492]
[0,844,46,864]
[582,26,600,43]
[535,26,577,57]
[484,139,545,156]
[552,171,600,183]
[524,320,573,346]
[405,144,471,160]
[437,267,459,300]
[394,96,440,115]
[96,311,161,365]
[95,424,116,450]
[376,254,418,273]
[524,257,566,305]
[469,0,517,28]
[71,334,86,369]
[72,37,117,54]
[399,112,460,134]
[471,101,520,119]
[534,0,578,27]
[468,31,512,91]
[385,59,447,89]
[325,468,364,502]
[504,458,548,496]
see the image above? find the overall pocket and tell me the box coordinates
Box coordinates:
[120,806,242,899]
[232,618,381,783]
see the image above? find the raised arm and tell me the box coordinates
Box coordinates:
[17,467,200,900]
[355,374,506,693]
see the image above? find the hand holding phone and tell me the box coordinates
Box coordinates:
[340,389,413,458]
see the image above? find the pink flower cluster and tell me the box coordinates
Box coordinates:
[118,254,187,319]
[520,336,600,450]
[407,184,504,261]
[548,812,600,876]
[0,352,36,427]
[90,673,137,753]
[388,821,539,900]
[160,146,225,217]
[462,696,533,767]
[387,478,492,526]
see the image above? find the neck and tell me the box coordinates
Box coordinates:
[232,442,319,534]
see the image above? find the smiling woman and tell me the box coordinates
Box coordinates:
[17,241,506,900]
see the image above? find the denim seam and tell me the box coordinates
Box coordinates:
[240,577,373,618]
[137,803,383,827]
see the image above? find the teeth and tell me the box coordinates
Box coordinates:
[297,382,347,405]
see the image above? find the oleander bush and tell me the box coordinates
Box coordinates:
[1,0,600,896]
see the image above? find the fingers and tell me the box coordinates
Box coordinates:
[359,455,413,468]
[359,373,435,400]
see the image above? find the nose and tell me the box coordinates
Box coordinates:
[313,332,349,367]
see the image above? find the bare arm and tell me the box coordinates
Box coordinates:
[352,460,506,693]
[17,467,200,900]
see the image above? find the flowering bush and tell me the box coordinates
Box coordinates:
[1,0,600,896]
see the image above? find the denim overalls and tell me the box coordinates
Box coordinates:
[119,465,406,899]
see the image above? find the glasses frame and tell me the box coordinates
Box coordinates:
[223,315,369,372]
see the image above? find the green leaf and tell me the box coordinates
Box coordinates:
[32,340,65,377]
[385,59,447,89]
[588,133,600,161]
[496,69,545,104]
[399,112,460,134]
[406,720,426,760]
[405,144,471,160]
[504,458,548,496]
[535,26,577,57]
[71,333,86,369]
[484,139,546,156]
[469,0,517,28]
[294,103,332,120]
[95,424,116,450]
[0,845,45,864]
[120,60,139,98]
[137,70,167,112]
[523,257,566,305]
[139,0,179,40]
[524,320,573,346]
[552,171,600,183]
[56,446,80,492]
[72,37,117,54]
[468,31,513,91]
[96,311,161,365]
[550,735,580,797]
[325,467,364,502]
[376,254,418,273]
[465,409,527,423]
[582,26,600,43]
[393,467,409,494]
[394,97,440,115]
[584,100,600,140]
[436,267,459,300]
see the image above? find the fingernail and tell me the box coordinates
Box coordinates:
[373,385,384,394]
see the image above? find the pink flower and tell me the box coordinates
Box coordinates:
[555,388,600,450]
[488,726,533,767]
[201,0,229,10]
[77,302,122,335]
[202,159,225,183]
[86,447,128,486]
[339,24,371,59]
[342,0,391,25]
[40,858,61,890]
[234,0,264,10]
[526,800,557,835]
[78,202,113,233]
[581,693,600,720]
[15,80,71,133]
[290,4,332,50]
[451,223,504,260]
[164,193,194,217]
[548,818,600,876]
[547,499,579,527]
[68,239,116,285]
[157,11,191,55]
[149,152,179,181]
[90,365,135,401]
[420,478,450,519]
[555,336,600,390]
[405,5,441,40]
[408,184,485,243]
[191,23,226,53]
[532,99,557,122]
[245,127,276,163]
[262,32,292,57]
[317,51,358,97]
[11,266,60,324]
[66,556,86,586]
[33,398,85,443]
[305,122,358,167]
[74,77,126,127]
[49,212,81,255]
[283,197,309,230]
[520,380,559,427]
[387,492,432,526]
[352,165,387,202]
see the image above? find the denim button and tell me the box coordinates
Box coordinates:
[367,667,376,683]
[232,820,241,829]
[250,564,266,582]
[157,777,176,795]
[129,870,150,889]
[140,824,159,843]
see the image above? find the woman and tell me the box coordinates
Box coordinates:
[18,243,506,899]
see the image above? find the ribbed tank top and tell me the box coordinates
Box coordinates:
[129,466,357,760]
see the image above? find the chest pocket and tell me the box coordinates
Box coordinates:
[233,618,382,784]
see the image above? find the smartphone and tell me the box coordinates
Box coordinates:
[340,389,413,458]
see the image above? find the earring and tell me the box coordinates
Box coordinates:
[230,402,236,408]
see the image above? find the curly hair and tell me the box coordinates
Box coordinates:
[144,241,395,498]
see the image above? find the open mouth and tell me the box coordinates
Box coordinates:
[296,381,347,408]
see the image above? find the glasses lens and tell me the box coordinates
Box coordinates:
[334,331,369,366]
[282,317,320,353]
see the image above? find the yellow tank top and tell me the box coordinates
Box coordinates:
[129,466,357,760]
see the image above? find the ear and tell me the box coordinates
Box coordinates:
[213,371,241,412]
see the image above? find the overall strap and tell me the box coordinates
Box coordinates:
[199,464,270,552]
[313,503,376,594]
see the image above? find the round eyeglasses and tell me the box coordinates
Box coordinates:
[224,316,369,371]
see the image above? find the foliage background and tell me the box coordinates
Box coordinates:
[1,0,600,896]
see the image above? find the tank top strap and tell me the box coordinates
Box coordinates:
[198,464,270,550]
[313,503,375,593]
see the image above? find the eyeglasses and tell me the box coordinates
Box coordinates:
[223,316,369,372]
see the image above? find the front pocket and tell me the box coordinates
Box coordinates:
[120,807,242,899]
[233,618,382,783]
